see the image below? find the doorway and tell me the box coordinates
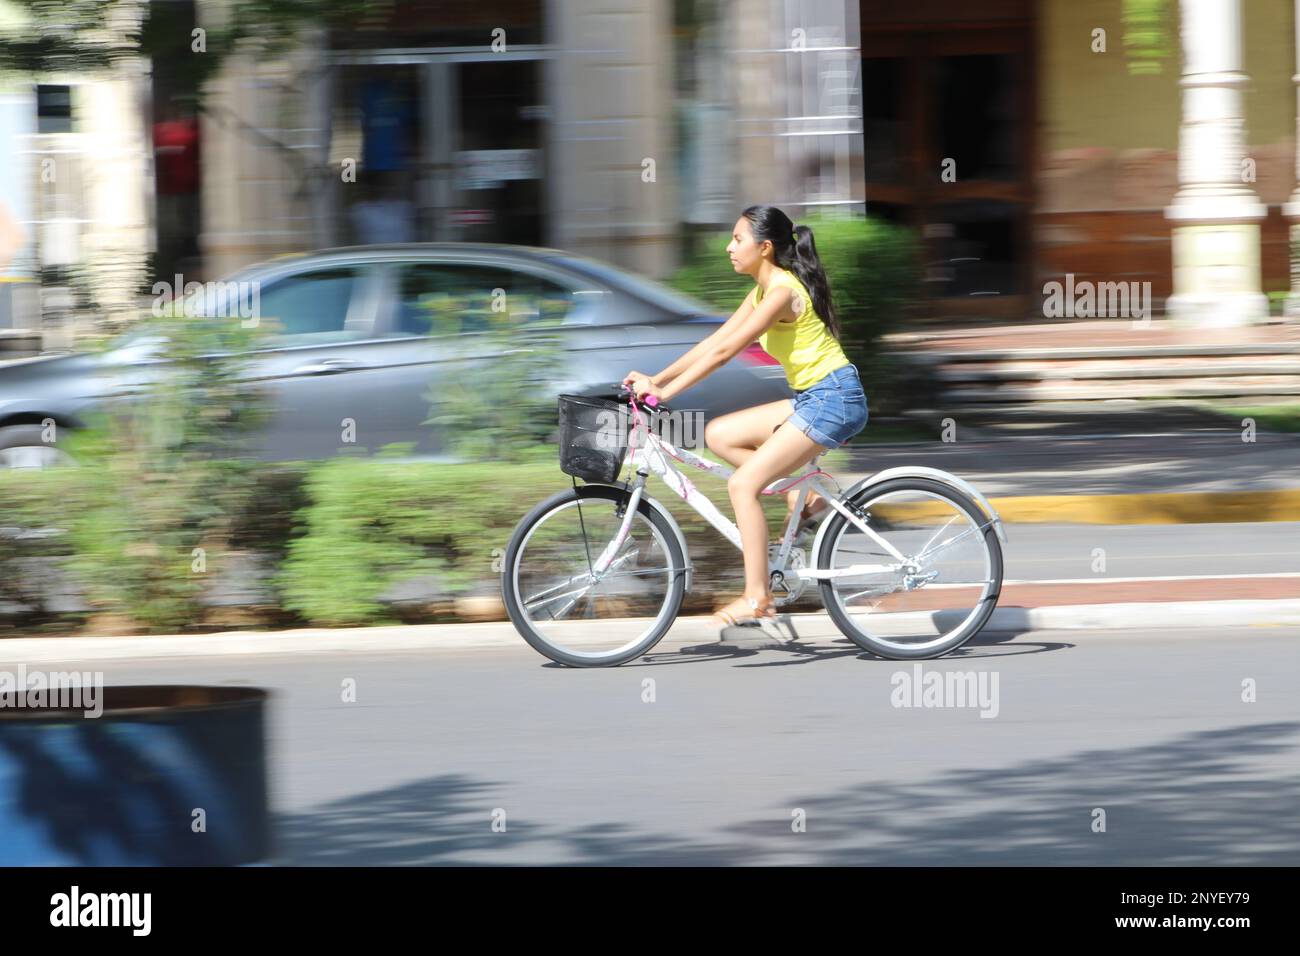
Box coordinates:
[862,19,1036,319]
[330,54,547,247]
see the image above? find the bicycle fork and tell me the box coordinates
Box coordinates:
[590,473,647,577]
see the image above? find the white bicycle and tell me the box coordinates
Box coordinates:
[502,385,1008,667]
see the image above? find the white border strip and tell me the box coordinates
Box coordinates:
[2,599,1298,664]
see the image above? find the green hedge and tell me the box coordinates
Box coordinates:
[274,456,573,626]
[0,454,848,633]
[0,469,85,632]
[274,450,847,626]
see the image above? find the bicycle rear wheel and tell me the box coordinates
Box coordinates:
[501,484,687,667]
[815,478,1002,659]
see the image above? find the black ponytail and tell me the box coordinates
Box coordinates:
[742,204,840,339]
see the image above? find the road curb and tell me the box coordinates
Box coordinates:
[1,599,1296,664]
[981,598,1300,633]
[986,489,1300,524]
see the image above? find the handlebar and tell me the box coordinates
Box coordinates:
[583,382,672,414]
[622,383,659,408]
[616,382,669,413]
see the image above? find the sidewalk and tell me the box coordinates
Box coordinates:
[1,576,1296,664]
[883,317,1300,352]
[837,422,1300,523]
[880,315,1300,419]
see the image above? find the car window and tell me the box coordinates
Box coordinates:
[545,253,713,316]
[392,264,577,337]
[254,268,368,345]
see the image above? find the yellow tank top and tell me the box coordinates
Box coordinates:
[753,267,850,391]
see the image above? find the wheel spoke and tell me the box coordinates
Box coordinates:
[821,482,1002,657]
[842,582,902,604]
[591,566,678,580]
[508,489,684,664]
[524,572,594,605]
[914,524,979,563]
[527,581,595,614]
[917,514,959,558]
[522,546,648,610]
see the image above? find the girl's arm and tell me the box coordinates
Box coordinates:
[660,285,792,402]
[652,288,758,387]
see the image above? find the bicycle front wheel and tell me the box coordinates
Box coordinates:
[815,478,1003,660]
[501,484,687,667]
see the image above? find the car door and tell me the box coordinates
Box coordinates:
[239,263,390,461]
[365,257,593,458]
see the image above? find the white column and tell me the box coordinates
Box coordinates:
[544,0,678,278]
[1164,0,1268,327]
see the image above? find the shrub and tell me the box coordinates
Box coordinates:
[52,314,271,632]
[276,456,572,626]
[420,300,568,465]
[0,470,84,630]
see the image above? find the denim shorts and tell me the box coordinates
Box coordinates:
[786,364,868,449]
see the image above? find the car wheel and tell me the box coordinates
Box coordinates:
[0,424,78,469]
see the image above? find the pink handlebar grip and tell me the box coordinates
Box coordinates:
[621,382,659,408]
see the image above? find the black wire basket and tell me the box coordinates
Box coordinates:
[557,394,631,483]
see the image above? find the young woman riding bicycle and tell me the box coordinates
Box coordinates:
[622,205,868,629]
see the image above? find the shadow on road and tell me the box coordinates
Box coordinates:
[275,721,1300,865]
[635,625,1070,668]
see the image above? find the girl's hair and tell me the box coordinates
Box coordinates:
[741,204,840,339]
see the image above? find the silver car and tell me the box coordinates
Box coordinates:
[0,243,790,465]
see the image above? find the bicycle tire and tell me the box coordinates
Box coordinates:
[815,477,1003,660]
[501,483,688,667]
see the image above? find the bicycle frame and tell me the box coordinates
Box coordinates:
[587,398,910,583]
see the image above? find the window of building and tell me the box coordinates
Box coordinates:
[36,85,73,134]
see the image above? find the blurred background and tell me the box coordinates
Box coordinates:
[6,2,1300,873]
[0,0,1298,634]
[5,1,1300,337]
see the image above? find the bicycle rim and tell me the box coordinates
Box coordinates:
[508,491,683,664]
[818,479,1002,658]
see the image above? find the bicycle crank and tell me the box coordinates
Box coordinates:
[768,543,808,606]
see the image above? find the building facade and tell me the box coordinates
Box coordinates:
[6,0,1300,332]
[858,0,1298,327]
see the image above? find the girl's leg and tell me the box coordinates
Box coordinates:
[789,487,827,522]
[705,399,816,536]
[703,399,796,468]
[721,422,826,612]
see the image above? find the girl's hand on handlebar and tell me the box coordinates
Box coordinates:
[622,370,653,392]
[631,380,666,405]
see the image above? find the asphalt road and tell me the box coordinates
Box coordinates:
[41,625,1300,866]
[995,521,1300,579]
